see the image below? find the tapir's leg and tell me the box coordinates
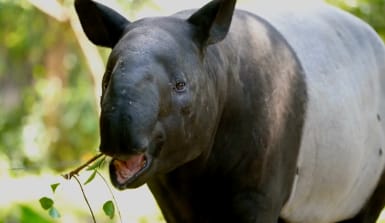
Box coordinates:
[231,192,281,222]
[338,169,385,223]
[231,157,298,223]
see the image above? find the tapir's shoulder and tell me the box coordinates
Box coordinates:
[233,2,385,79]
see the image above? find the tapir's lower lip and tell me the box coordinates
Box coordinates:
[109,153,153,189]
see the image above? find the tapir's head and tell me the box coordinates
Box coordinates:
[75,0,236,189]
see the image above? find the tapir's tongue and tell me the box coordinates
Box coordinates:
[113,154,146,184]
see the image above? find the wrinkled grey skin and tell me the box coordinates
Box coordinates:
[74,0,385,222]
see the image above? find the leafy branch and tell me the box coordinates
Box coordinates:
[62,153,103,180]
[39,153,121,222]
[97,170,122,222]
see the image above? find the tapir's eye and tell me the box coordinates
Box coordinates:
[174,81,186,92]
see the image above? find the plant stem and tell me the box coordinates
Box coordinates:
[62,153,103,180]
[96,170,123,223]
[73,175,97,223]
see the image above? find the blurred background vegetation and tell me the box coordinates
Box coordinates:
[1,0,385,222]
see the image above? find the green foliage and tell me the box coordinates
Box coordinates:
[84,170,97,185]
[39,196,61,219]
[103,200,115,219]
[38,155,120,222]
[327,0,385,39]
[39,182,62,219]
[48,207,61,219]
[50,183,60,193]
[39,197,54,210]
[86,156,106,171]
[0,1,99,173]
[4,204,53,223]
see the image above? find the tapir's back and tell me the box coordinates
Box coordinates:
[241,4,385,223]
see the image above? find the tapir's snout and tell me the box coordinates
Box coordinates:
[99,103,166,189]
[99,109,146,156]
[98,66,163,157]
[99,103,164,157]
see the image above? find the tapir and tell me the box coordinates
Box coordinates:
[74,0,385,222]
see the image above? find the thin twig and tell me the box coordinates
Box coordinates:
[62,153,103,180]
[73,175,97,223]
[96,170,123,223]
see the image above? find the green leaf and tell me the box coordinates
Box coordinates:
[48,207,61,218]
[103,200,115,219]
[19,205,52,223]
[50,183,60,193]
[39,197,54,210]
[86,156,106,171]
[84,170,97,185]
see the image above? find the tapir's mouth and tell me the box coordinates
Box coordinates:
[109,153,153,189]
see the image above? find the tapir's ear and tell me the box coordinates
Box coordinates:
[74,0,130,48]
[187,0,236,46]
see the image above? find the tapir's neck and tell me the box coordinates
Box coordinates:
[191,42,239,167]
[199,13,308,181]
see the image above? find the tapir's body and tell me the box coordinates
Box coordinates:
[260,5,385,222]
[74,0,385,222]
